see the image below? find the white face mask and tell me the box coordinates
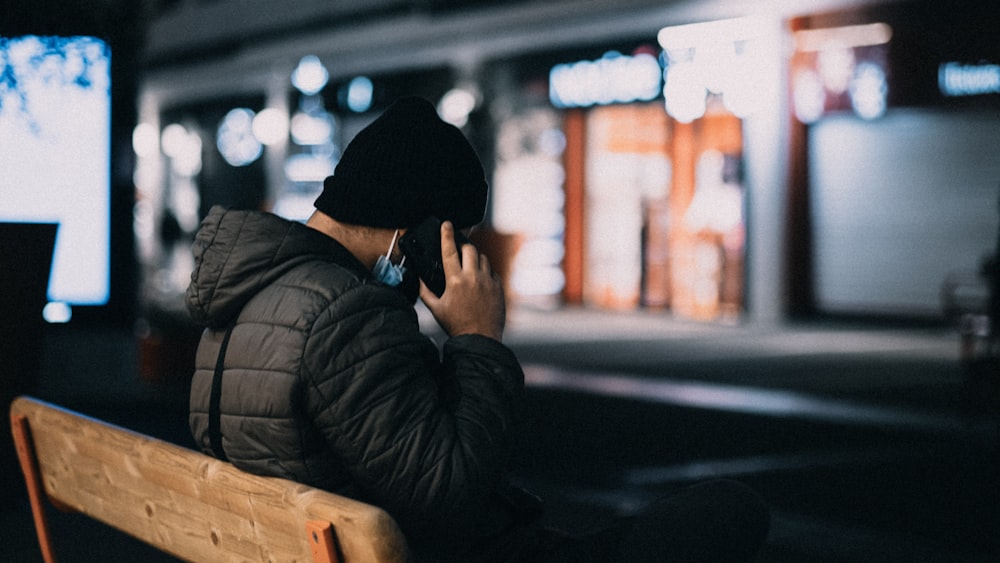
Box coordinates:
[372,229,407,286]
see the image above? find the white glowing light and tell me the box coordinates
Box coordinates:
[512,266,566,297]
[663,62,706,123]
[697,43,736,95]
[658,16,771,51]
[217,108,262,167]
[132,159,159,191]
[173,141,203,177]
[291,55,328,95]
[161,124,203,176]
[538,128,567,157]
[793,69,826,124]
[850,62,888,120]
[438,88,478,127]
[685,151,743,233]
[794,23,893,52]
[283,153,335,183]
[133,200,156,261]
[290,111,334,145]
[939,62,1000,97]
[721,71,754,118]
[252,108,288,146]
[516,238,565,266]
[0,38,111,311]
[657,16,777,122]
[132,122,159,157]
[549,51,662,108]
[817,43,856,94]
[170,178,201,232]
[160,124,189,158]
[346,76,374,113]
[721,39,772,119]
[272,193,321,222]
[43,301,72,324]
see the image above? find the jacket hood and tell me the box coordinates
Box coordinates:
[185,206,368,327]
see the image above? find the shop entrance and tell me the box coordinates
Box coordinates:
[564,100,746,321]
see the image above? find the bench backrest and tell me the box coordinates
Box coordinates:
[10,396,409,563]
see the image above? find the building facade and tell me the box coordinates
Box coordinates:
[131,0,998,326]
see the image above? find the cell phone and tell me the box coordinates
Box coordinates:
[399,216,472,297]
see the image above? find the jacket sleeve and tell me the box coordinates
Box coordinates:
[301,283,524,538]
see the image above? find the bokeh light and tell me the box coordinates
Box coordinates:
[291,55,329,95]
[252,107,288,146]
[346,76,374,113]
[216,108,262,167]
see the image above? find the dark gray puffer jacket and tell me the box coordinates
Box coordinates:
[186,206,527,552]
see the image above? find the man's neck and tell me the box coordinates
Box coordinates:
[306,211,389,270]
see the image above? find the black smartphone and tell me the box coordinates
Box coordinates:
[399,216,472,297]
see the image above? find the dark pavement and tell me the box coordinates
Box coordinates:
[4,308,998,562]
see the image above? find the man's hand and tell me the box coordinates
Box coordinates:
[419,221,506,341]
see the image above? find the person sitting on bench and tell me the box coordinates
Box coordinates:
[186,96,769,562]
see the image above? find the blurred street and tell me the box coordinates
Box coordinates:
[505,309,1000,562]
[5,308,999,562]
[4,1,999,561]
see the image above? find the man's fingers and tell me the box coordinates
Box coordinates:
[440,221,462,277]
[477,251,492,273]
[462,242,483,272]
[418,279,438,305]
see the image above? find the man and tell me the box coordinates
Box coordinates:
[187,96,768,562]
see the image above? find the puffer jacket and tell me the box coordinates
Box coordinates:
[186,206,531,556]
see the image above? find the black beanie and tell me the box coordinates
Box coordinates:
[314,96,488,229]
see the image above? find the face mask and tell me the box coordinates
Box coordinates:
[372,230,407,287]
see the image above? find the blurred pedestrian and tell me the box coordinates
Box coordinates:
[186,96,768,562]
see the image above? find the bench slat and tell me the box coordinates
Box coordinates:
[10,396,409,563]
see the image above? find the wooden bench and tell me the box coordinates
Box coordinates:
[10,396,410,562]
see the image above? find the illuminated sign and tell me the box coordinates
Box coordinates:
[790,23,892,123]
[0,35,111,318]
[939,62,1000,97]
[657,16,781,122]
[549,51,662,108]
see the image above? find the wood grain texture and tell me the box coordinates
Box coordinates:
[10,396,410,563]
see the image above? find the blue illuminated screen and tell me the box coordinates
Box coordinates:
[0,35,111,306]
